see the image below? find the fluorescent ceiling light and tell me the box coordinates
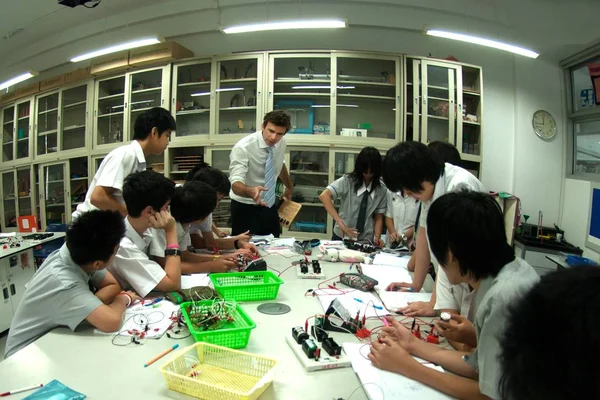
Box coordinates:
[191,92,210,97]
[70,37,162,62]
[215,87,244,92]
[426,30,538,59]
[312,104,358,108]
[222,19,346,34]
[291,85,355,90]
[0,71,37,91]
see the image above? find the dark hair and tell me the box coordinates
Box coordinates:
[170,181,217,224]
[123,170,175,217]
[263,110,292,132]
[185,162,231,195]
[500,266,600,400]
[427,190,514,280]
[428,141,461,166]
[348,146,382,192]
[382,141,444,193]
[67,210,125,265]
[133,107,176,140]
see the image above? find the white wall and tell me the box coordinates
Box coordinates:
[561,178,600,260]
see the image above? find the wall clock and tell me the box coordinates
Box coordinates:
[532,110,557,140]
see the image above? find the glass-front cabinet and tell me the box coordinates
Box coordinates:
[0,166,36,231]
[68,157,89,212]
[460,65,483,160]
[36,92,59,156]
[206,147,232,229]
[95,75,126,147]
[61,84,90,151]
[2,98,33,164]
[172,60,212,138]
[127,67,170,138]
[1,170,17,230]
[216,55,263,136]
[2,105,15,163]
[40,162,67,228]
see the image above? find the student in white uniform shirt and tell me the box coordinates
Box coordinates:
[384,190,419,247]
[229,110,294,237]
[185,163,258,257]
[108,171,180,298]
[370,191,539,400]
[5,210,138,359]
[72,107,175,220]
[320,147,387,246]
[382,141,485,294]
[149,181,241,273]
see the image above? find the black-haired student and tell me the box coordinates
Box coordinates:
[383,141,484,292]
[149,181,236,273]
[500,266,600,400]
[370,190,539,399]
[185,163,257,256]
[72,107,175,220]
[108,170,179,298]
[319,146,387,246]
[5,210,137,359]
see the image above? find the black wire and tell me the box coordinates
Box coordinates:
[83,0,102,8]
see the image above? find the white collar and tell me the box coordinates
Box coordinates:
[124,216,153,250]
[357,182,374,199]
[257,130,283,150]
[131,140,146,164]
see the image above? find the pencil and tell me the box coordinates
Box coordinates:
[0,384,44,397]
[144,344,179,367]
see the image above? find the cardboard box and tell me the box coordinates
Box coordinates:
[129,41,193,67]
[15,82,40,98]
[40,75,65,92]
[340,128,368,137]
[64,67,91,84]
[91,51,130,75]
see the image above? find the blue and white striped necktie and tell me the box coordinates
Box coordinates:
[263,147,276,207]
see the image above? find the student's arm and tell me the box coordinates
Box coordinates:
[279,164,293,200]
[150,211,181,292]
[385,216,399,242]
[404,226,415,240]
[319,188,358,239]
[92,270,122,305]
[90,186,128,216]
[373,213,384,247]
[190,232,205,249]
[86,292,139,332]
[411,227,430,291]
[154,251,234,273]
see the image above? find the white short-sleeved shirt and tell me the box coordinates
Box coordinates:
[149,222,192,256]
[72,141,146,220]
[108,217,166,297]
[464,257,539,399]
[327,176,387,241]
[189,213,213,236]
[385,190,419,236]
[229,131,286,205]
[420,163,486,230]
[5,244,105,358]
[434,267,474,317]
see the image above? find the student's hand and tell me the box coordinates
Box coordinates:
[117,291,140,306]
[283,186,293,201]
[239,241,259,257]
[369,337,420,375]
[232,230,251,242]
[231,249,253,259]
[340,225,359,240]
[399,301,436,317]
[248,186,268,206]
[385,282,414,292]
[217,230,229,238]
[150,210,176,232]
[213,258,236,272]
[388,231,400,243]
[374,237,385,247]
[434,314,477,348]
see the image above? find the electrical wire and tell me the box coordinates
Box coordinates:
[344,382,385,400]
[83,0,102,8]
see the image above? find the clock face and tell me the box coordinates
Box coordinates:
[532,110,557,139]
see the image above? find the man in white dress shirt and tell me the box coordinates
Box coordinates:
[228,110,294,237]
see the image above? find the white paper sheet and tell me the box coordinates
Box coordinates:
[371,253,411,268]
[343,342,454,400]
[359,264,413,291]
[377,292,433,311]
[181,274,211,289]
[315,289,389,318]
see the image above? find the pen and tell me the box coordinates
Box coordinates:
[144,344,179,367]
[353,298,383,310]
[0,384,44,397]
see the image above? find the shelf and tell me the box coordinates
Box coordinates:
[98,111,124,118]
[63,124,85,132]
[18,115,30,121]
[72,202,83,206]
[47,180,64,184]
[337,94,395,101]
[274,92,330,97]
[3,120,14,125]
[463,91,481,97]
[337,80,395,87]
[290,170,329,176]
[131,87,161,94]
[178,81,211,88]
[275,79,330,84]
[131,107,154,113]
[3,141,13,145]
[176,109,210,116]
[299,202,323,207]
[463,120,481,126]
[4,197,16,201]
[98,93,125,101]
[428,85,449,91]
[18,195,31,199]
[17,137,28,142]
[220,78,257,83]
[46,203,65,207]
[38,129,57,136]
[38,108,58,116]
[63,101,86,109]
[219,106,257,111]
[70,177,88,181]
[428,96,449,102]
[427,115,449,121]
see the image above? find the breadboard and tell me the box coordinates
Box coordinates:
[285,335,351,371]
[296,265,325,280]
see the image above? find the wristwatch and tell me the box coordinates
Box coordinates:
[164,249,182,257]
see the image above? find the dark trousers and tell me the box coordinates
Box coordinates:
[332,233,343,241]
[231,199,281,237]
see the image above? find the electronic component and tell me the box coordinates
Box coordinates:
[296,259,325,279]
[311,325,328,342]
[285,335,351,371]
[322,337,342,357]
[292,326,309,344]
[299,259,309,274]
[302,338,318,359]
[245,259,267,272]
[312,260,321,274]
[343,239,380,253]
[440,312,451,322]
[339,273,378,292]
[22,233,54,240]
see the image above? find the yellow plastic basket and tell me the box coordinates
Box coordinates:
[160,342,278,400]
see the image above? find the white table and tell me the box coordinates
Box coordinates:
[0,250,413,400]
[0,233,66,259]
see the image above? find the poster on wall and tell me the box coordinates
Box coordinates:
[588,63,600,105]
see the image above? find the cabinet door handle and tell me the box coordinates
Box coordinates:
[9,284,15,296]
[2,288,8,300]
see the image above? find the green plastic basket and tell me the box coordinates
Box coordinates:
[209,271,284,302]
[181,300,256,349]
